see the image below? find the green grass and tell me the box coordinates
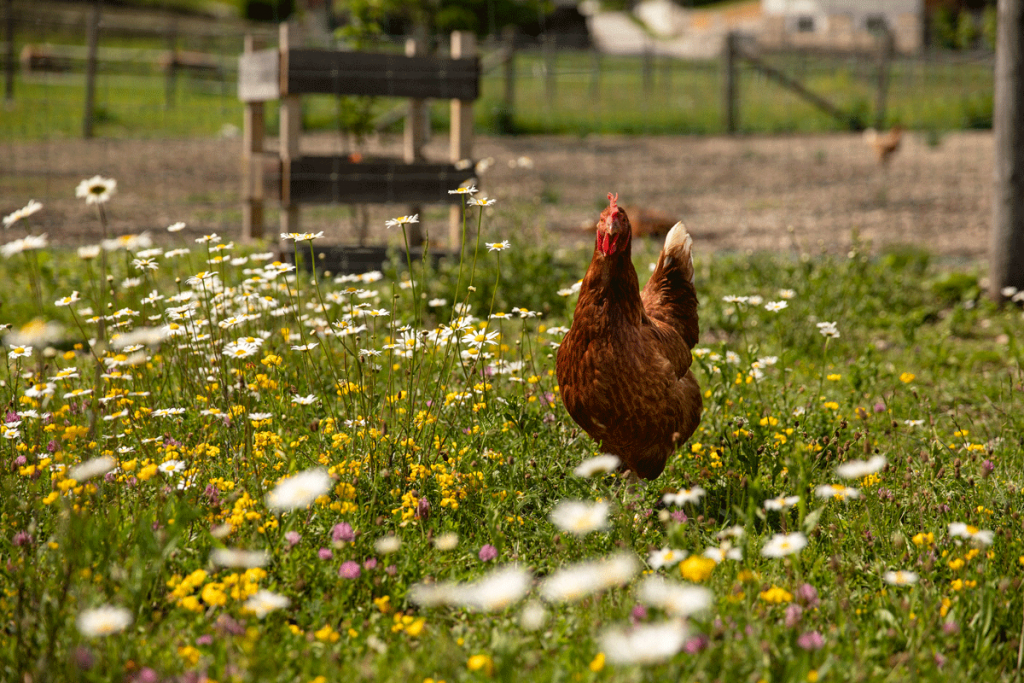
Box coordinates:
[1,42,995,140]
[1,192,1023,681]
[471,50,995,135]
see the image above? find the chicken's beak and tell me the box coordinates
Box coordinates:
[596,211,628,256]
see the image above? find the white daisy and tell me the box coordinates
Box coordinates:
[549,499,611,535]
[761,532,808,558]
[77,605,132,637]
[75,176,116,204]
[266,468,331,512]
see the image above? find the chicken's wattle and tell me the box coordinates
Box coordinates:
[597,231,621,256]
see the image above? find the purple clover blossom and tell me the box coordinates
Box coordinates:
[797,631,824,651]
[478,544,498,562]
[416,498,431,521]
[784,603,804,628]
[318,548,334,561]
[364,557,378,571]
[284,531,301,548]
[332,522,355,543]
[795,583,820,608]
[683,635,709,654]
[338,561,361,579]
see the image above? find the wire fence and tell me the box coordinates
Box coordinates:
[0,8,996,258]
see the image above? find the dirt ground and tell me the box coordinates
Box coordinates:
[1,129,993,260]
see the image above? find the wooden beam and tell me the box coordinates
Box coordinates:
[450,31,476,250]
[874,28,894,129]
[285,158,473,205]
[241,34,266,242]
[404,35,426,246]
[723,32,738,134]
[238,48,280,102]
[740,48,861,130]
[990,0,1024,300]
[285,49,478,100]
[279,22,300,237]
[82,0,101,139]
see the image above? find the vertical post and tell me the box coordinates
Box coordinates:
[544,33,556,113]
[404,36,426,247]
[279,22,301,239]
[4,0,14,102]
[873,27,894,130]
[642,45,653,101]
[502,25,515,130]
[722,31,738,135]
[989,0,1024,299]
[450,31,476,251]
[82,0,102,139]
[164,22,177,110]
[242,35,265,242]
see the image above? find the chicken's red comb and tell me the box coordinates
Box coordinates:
[607,192,618,211]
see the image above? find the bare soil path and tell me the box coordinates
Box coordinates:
[2,130,992,260]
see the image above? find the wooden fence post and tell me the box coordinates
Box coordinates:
[874,27,894,129]
[4,0,14,102]
[502,26,516,127]
[165,22,177,110]
[642,46,653,103]
[279,22,301,239]
[722,31,738,134]
[544,33,556,113]
[82,0,102,139]
[241,34,265,242]
[449,31,475,250]
[989,0,1024,300]
[405,35,426,246]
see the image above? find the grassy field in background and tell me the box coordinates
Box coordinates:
[0,45,995,140]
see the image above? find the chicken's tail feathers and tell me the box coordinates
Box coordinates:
[663,222,694,286]
[641,221,699,349]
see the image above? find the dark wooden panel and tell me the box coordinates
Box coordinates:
[286,157,476,205]
[238,48,280,102]
[289,245,452,275]
[286,49,479,100]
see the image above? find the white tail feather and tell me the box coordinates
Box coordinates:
[663,222,694,285]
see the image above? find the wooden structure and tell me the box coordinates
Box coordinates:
[989,0,1024,300]
[721,31,895,133]
[238,24,479,248]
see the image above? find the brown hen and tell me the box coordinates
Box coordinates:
[556,193,702,481]
[864,126,903,165]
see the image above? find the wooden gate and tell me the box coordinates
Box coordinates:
[238,24,480,248]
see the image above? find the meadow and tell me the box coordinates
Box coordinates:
[2,182,1024,683]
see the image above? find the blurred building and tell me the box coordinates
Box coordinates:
[760,0,924,53]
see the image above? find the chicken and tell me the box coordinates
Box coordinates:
[581,205,677,240]
[556,193,702,481]
[864,126,903,165]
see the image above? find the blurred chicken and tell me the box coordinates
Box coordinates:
[864,126,903,165]
[557,194,702,481]
[582,205,677,240]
